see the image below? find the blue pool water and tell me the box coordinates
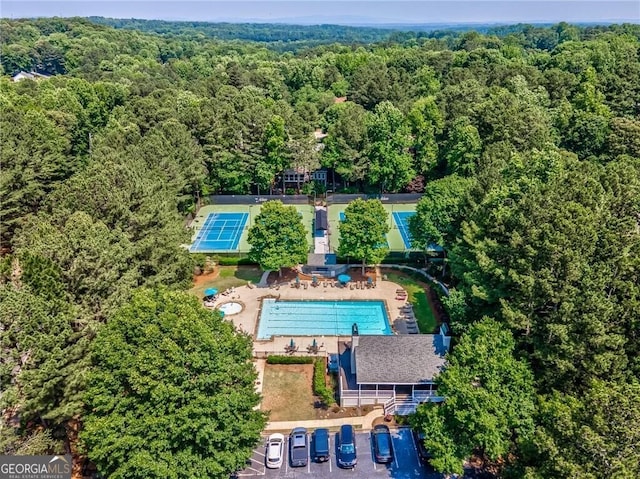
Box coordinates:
[257,299,392,340]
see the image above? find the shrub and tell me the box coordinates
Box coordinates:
[313,358,335,405]
[266,355,314,364]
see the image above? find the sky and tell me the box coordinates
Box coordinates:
[1,1,639,25]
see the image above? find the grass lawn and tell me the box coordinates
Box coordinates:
[384,271,438,333]
[191,265,263,298]
[261,364,318,421]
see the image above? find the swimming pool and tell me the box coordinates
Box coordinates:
[256,299,392,340]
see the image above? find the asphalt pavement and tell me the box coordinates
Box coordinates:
[235,427,444,479]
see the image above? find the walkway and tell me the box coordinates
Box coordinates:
[257,270,271,287]
[385,264,449,296]
[264,407,384,432]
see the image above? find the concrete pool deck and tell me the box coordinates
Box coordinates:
[208,270,417,357]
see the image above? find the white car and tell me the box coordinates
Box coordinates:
[265,433,285,469]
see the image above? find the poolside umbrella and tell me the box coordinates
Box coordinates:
[312,338,317,348]
[295,276,300,284]
[338,274,351,284]
[312,275,318,285]
[204,288,218,297]
[289,338,296,348]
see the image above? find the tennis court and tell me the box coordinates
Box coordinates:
[189,203,314,253]
[392,211,415,249]
[338,211,389,247]
[330,204,417,252]
[190,212,248,252]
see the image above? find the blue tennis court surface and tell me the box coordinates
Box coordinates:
[392,211,415,249]
[190,212,248,252]
[257,299,392,339]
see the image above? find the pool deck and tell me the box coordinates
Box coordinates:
[208,270,416,357]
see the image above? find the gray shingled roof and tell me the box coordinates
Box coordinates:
[354,335,448,384]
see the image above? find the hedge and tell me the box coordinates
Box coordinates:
[266,355,314,364]
[313,358,335,405]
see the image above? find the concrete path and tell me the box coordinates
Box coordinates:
[257,270,271,287]
[385,264,450,296]
[264,407,384,432]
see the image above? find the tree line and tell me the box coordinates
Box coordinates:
[1,17,639,478]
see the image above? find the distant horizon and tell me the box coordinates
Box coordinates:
[2,1,639,25]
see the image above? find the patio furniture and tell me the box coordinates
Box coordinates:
[307,339,319,354]
[303,281,308,289]
[285,339,298,354]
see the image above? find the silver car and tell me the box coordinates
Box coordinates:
[266,433,285,469]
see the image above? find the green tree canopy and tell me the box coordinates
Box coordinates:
[0,280,89,425]
[444,117,482,176]
[407,96,444,177]
[409,174,474,250]
[80,288,266,479]
[337,198,389,273]
[518,380,640,479]
[321,101,369,186]
[247,200,309,274]
[411,317,536,475]
[365,101,415,192]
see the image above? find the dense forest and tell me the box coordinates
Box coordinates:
[1,17,639,478]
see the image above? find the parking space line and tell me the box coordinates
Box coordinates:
[328,436,332,473]
[307,432,311,473]
[285,436,289,474]
[237,468,264,476]
[369,433,377,471]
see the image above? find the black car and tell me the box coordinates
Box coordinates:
[412,429,432,464]
[289,427,309,467]
[371,424,394,463]
[312,428,330,463]
[337,424,357,468]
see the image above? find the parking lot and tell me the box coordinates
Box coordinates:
[235,427,444,478]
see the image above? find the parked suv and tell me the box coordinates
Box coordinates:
[289,427,309,467]
[337,424,357,468]
[312,428,330,463]
[371,424,394,463]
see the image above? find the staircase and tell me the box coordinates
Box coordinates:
[384,394,419,416]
